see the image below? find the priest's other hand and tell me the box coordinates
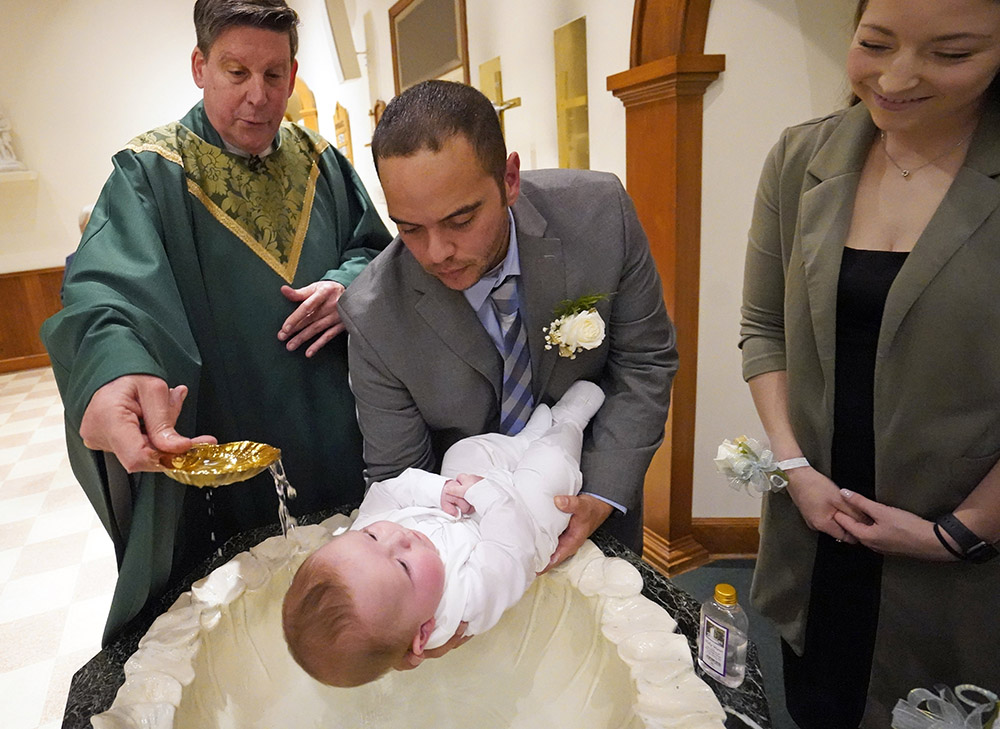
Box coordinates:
[278,281,346,357]
[541,494,614,573]
[80,375,217,473]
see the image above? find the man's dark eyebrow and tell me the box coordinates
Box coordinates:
[443,202,482,221]
[389,201,482,228]
[860,23,993,42]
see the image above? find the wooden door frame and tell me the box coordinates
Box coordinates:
[607,0,727,575]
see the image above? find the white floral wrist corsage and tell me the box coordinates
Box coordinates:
[714,436,791,495]
[543,293,609,359]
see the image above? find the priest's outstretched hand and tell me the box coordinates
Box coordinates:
[80,375,217,473]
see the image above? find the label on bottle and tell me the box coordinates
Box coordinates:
[700,615,729,676]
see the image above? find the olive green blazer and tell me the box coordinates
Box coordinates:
[740,102,1000,727]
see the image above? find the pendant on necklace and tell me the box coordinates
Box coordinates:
[900,169,910,178]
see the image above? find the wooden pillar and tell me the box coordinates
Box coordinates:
[607,1,724,575]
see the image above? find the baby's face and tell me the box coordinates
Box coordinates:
[320,523,446,639]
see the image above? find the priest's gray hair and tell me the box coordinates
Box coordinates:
[193,0,300,60]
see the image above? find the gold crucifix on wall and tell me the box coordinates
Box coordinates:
[478,57,521,138]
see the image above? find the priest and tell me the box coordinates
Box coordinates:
[41,0,390,643]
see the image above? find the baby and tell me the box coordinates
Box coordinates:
[281,381,605,686]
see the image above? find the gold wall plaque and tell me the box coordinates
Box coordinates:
[554,16,589,170]
[334,102,353,165]
[480,57,504,133]
[284,77,319,132]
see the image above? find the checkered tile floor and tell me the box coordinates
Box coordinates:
[0,367,116,729]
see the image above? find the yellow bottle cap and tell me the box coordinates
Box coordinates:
[714,583,737,606]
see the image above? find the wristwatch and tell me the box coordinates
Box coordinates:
[935,513,999,563]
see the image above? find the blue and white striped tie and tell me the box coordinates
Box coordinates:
[490,276,533,434]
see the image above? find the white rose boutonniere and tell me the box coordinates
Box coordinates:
[543,293,610,359]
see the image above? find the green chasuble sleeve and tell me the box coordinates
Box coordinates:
[41,102,391,643]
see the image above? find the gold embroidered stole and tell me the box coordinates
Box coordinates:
[124,122,328,282]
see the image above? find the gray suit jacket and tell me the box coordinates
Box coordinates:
[740,102,1000,727]
[341,169,678,548]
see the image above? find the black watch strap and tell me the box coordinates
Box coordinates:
[935,513,999,564]
[933,522,966,561]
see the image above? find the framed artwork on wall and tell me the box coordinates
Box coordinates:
[389,0,469,94]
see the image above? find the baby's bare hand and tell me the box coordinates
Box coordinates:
[446,473,483,498]
[455,473,483,488]
[441,474,481,516]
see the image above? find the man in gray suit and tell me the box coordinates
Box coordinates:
[340,80,677,564]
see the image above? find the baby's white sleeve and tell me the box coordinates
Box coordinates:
[355,468,449,522]
[459,473,538,635]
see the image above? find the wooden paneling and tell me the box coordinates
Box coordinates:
[643,518,760,579]
[691,517,760,561]
[0,267,63,373]
[609,2,726,575]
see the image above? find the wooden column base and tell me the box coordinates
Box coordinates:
[642,526,711,576]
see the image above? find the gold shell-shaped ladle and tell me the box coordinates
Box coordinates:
[161,441,281,488]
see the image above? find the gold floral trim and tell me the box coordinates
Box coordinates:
[123,141,183,166]
[125,121,327,283]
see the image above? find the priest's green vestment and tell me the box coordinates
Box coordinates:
[41,102,391,642]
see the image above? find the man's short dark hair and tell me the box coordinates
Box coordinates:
[372,80,507,188]
[194,0,300,60]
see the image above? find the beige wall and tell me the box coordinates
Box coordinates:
[0,0,628,272]
[694,0,856,517]
[0,1,198,274]
[341,0,630,213]
[2,0,856,519]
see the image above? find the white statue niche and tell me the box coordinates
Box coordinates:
[0,107,27,173]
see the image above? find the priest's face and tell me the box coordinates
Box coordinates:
[191,25,297,156]
[379,134,522,291]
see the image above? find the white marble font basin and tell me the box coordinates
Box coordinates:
[92,513,726,729]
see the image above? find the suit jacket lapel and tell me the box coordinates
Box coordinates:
[878,106,1000,358]
[798,104,876,384]
[513,194,566,400]
[407,254,503,401]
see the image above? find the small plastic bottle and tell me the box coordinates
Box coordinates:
[697,583,749,687]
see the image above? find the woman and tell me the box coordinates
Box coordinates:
[740,0,1000,726]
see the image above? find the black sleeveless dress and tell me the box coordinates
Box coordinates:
[782,247,909,729]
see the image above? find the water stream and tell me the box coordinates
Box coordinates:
[268,458,298,537]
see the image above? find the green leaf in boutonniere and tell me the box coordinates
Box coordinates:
[552,293,610,319]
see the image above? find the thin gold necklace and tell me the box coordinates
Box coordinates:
[880,129,973,180]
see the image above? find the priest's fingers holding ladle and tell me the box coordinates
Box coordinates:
[80,375,216,473]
